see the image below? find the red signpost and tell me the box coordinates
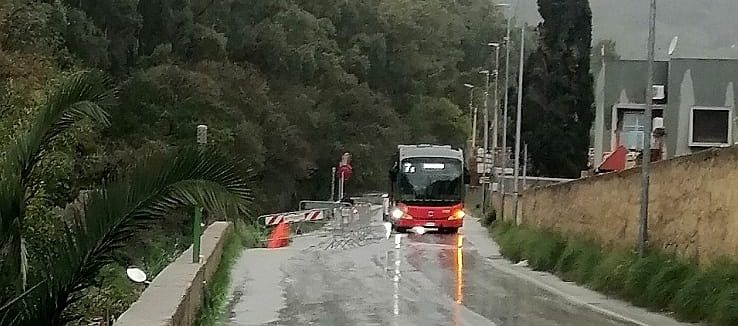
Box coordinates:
[337,152,352,199]
[338,164,352,181]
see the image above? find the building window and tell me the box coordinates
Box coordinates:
[620,112,645,150]
[689,107,733,147]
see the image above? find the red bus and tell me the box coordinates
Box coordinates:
[387,144,470,233]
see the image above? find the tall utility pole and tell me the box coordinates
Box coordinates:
[464,84,476,149]
[639,0,657,256]
[481,69,491,216]
[482,43,501,217]
[512,26,525,224]
[491,43,501,152]
[498,4,512,220]
[522,143,528,191]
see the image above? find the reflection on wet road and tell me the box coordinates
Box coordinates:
[225,211,632,326]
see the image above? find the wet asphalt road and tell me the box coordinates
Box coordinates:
[224,208,632,326]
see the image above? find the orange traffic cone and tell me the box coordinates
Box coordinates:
[267,221,290,248]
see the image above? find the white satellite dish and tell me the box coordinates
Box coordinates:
[126,267,148,284]
[668,36,679,56]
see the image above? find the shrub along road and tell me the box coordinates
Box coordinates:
[219,209,689,325]
[491,221,736,325]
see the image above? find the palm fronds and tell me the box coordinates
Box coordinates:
[0,70,116,308]
[12,147,253,325]
[6,70,115,183]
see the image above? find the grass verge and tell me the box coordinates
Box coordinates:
[489,222,738,325]
[196,222,264,326]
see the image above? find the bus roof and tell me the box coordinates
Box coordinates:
[397,144,464,161]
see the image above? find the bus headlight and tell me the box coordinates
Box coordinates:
[448,209,465,220]
[391,208,405,220]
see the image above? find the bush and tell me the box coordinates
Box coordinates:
[524,230,565,271]
[494,225,536,263]
[488,222,738,325]
[672,270,721,322]
[555,239,602,283]
[482,209,497,227]
[590,250,637,296]
[623,253,668,307]
[670,259,738,323]
[712,284,738,325]
[643,259,695,310]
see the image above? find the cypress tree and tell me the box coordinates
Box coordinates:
[521,0,594,178]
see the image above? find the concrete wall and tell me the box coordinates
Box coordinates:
[116,222,233,326]
[519,147,738,265]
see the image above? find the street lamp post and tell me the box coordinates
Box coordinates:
[496,2,513,220]
[639,0,657,256]
[489,43,501,153]
[464,83,476,149]
[486,43,501,217]
[512,26,525,224]
[480,69,491,216]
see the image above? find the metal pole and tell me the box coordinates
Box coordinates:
[330,167,337,201]
[338,171,345,201]
[500,15,511,220]
[491,45,501,210]
[493,46,501,153]
[482,70,490,216]
[512,26,525,224]
[194,125,207,264]
[465,85,475,150]
[639,0,657,256]
[468,87,475,126]
[472,106,478,150]
[522,143,528,191]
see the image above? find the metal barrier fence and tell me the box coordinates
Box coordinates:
[298,200,351,220]
[323,202,384,250]
[256,199,386,249]
[257,208,330,244]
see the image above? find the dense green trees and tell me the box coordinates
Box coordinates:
[0,71,254,325]
[521,0,594,178]
[1,0,508,322]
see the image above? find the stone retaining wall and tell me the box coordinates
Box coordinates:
[115,221,233,326]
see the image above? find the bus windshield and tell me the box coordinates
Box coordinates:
[397,157,463,203]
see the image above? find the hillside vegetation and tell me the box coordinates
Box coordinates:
[0,0,508,323]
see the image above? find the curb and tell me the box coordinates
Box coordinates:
[487,260,650,326]
[467,217,665,326]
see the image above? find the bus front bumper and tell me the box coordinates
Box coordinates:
[393,218,463,229]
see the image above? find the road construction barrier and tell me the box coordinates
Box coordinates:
[258,199,385,249]
[323,202,382,250]
[258,208,332,247]
[298,201,351,220]
[261,209,325,226]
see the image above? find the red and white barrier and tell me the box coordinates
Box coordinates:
[262,209,325,226]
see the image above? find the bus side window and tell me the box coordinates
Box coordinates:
[463,167,471,184]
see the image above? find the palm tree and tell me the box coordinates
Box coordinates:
[16,148,252,325]
[0,70,116,291]
[0,71,254,325]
